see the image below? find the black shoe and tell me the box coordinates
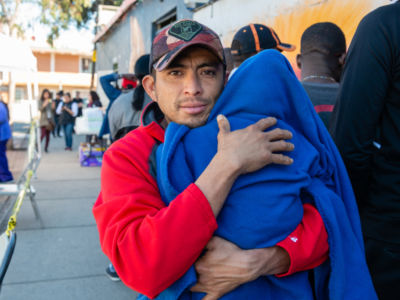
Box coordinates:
[105,264,120,282]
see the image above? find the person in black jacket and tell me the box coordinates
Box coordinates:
[56,92,78,151]
[330,2,400,299]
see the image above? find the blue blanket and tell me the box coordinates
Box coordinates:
[138,50,377,300]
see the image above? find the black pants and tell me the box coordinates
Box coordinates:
[364,237,400,300]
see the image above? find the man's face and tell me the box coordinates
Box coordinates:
[143,47,225,128]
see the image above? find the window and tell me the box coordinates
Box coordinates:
[152,8,177,38]
[15,87,27,101]
[81,58,92,73]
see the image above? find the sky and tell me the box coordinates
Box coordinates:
[19,2,95,53]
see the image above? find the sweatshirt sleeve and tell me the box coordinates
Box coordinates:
[99,73,121,101]
[93,137,218,298]
[276,203,329,277]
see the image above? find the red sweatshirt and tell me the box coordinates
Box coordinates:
[93,104,328,298]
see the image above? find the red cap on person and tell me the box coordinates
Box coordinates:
[122,78,137,89]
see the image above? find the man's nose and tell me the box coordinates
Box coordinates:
[183,71,202,96]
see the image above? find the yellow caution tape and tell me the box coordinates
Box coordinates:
[6,119,38,236]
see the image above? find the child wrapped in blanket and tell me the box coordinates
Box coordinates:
[142,50,376,300]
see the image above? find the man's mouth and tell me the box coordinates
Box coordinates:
[180,102,208,115]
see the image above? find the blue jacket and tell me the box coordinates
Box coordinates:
[0,102,11,142]
[140,50,377,300]
[99,73,121,138]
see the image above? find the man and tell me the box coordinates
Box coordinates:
[330,2,400,299]
[98,72,137,138]
[230,23,295,75]
[108,54,152,141]
[297,22,346,128]
[53,90,63,137]
[93,20,332,299]
[72,91,83,117]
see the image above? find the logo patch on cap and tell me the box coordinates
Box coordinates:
[168,20,202,42]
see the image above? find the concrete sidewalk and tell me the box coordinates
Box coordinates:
[1,135,138,299]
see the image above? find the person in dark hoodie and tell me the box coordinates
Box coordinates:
[330,2,400,299]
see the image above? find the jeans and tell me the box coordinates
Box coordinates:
[0,139,13,182]
[40,126,50,151]
[63,123,74,148]
[54,115,61,137]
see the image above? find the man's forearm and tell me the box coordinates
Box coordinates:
[196,152,240,217]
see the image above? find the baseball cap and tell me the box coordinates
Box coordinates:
[122,78,137,89]
[231,24,295,56]
[150,19,225,72]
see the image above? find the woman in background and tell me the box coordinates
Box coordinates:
[56,92,78,151]
[87,91,102,108]
[0,98,13,182]
[39,89,54,152]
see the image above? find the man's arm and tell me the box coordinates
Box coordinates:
[191,203,328,299]
[93,116,294,298]
[99,73,121,102]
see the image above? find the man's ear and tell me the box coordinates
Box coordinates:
[142,74,157,102]
[296,54,302,69]
[338,52,346,67]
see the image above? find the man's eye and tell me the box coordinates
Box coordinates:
[169,70,182,76]
[201,69,216,76]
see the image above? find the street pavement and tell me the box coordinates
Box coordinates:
[1,134,139,300]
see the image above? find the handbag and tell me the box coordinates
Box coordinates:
[45,119,55,132]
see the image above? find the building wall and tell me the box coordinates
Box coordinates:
[96,0,192,74]
[95,0,192,107]
[34,52,51,72]
[55,54,80,73]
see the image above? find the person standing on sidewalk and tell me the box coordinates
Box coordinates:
[229,23,295,78]
[98,72,136,139]
[39,89,55,153]
[53,91,63,138]
[297,22,346,129]
[73,91,83,118]
[0,97,13,182]
[330,2,400,299]
[56,92,78,151]
[108,54,152,141]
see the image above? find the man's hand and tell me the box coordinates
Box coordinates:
[195,115,294,217]
[216,115,294,175]
[190,237,290,299]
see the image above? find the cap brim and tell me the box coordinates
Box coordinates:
[154,41,225,71]
[277,43,296,52]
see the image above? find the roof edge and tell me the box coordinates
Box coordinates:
[93,0,138,43]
